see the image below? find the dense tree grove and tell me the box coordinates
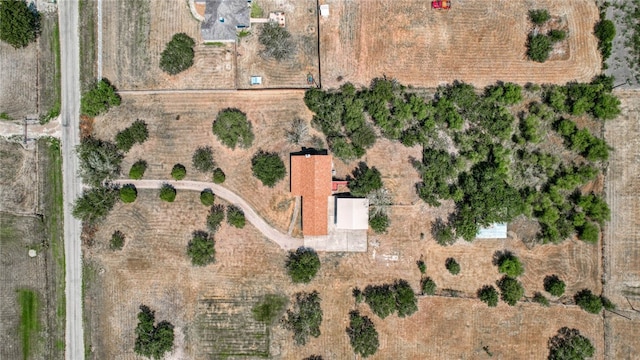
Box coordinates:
[346,311,379,358]
[286,247,320,283]
[134,305,175,360]
[305,77,616,244]
[284,291,323,345]
[547,327,595,360]
[81,79,121,117]
[212,108,254,149]
[0,0,40,48]
[159,33,195,75]
[186,230,215,266]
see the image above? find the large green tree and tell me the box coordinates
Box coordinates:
[186,230,215,266]
[81,79,121,117]
[72,185,119,224]
[212,108,254,149]
[251,151,286,187]
[159,33,195,75]
[286,247,320,283]
[134,305,175,360]
[76,137,123,186]
[284,291,323,345]
[548,327,595,360]
[0,0,39,48]
[497,276,524,306]
[346,310,379,358]
[347,162,383,197]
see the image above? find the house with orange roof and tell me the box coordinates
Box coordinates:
[290,149,333,236]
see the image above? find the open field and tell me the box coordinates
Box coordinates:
[101,0,236,90]
[236,0,320,89]
[603,90,640,358]
[319,0,601,89]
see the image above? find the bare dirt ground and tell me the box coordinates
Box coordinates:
[236,0,320,89]
[101,0,236,90]
[603,90,640,358]
[319,0,601,89]
[0,140,39,214]
[0,41,38,119]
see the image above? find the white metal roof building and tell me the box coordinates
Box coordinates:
[476,223,508,239]
[335,197,369,230]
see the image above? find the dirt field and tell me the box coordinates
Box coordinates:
[101,0,236,90]
[319,0,601,89]
[603,90,640,358]
[236,0,320,89]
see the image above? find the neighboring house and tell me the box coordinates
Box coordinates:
[198,0,251,43]
[290,150,333,236]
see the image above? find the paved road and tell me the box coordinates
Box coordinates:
[112,179,304,250]
[58,0,85,359]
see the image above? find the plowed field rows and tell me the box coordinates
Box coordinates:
[320,0,600,89]
[0,41,38,118]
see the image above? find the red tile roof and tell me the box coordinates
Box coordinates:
[290,154,332,236]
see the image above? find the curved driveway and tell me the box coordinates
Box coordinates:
[111,179,304,250]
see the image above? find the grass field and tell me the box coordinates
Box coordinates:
[17,289,40,360]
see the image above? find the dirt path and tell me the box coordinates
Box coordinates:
[111,179,304,250]
[0,119,61,138]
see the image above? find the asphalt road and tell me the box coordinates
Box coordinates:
[58,0,85,359]
[112,179,305,250]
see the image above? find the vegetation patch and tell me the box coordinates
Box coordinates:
[259,23,294,61]
[363,280,418,318]
[80,79,121,117]
[251,151,286,187]
[159,33,195,75]
[206,204,225,233]
[72,185,119,224]
[159,183,177,202]
[346,310,379,358]
[574,289,602,314]
[192,146,215,173]
[119,184,137,203]
[76,137,123,186]
[547,327,594,360]
[134,305,175,360]
[286,247,320,284]
[284,291,323,345]
[226,205,246,228]
[129,160,147,179]
[212,108,254,149]
[0,0,40,48]
[252,294,288,325]
[115,119,149,152]
[17,289,40,360]
[187,230,215,266]
[110,230,125,250]
[594,17,615,62]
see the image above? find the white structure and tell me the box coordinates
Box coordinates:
[250,76,262,85]
[319,4,329,18]
[335,197,369,230]
[476,223,508,239]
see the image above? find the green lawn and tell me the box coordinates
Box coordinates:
[17,289,40,360]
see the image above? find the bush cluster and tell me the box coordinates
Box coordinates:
[548,327,594,360]
[212,108,254,149]
[346,311,379,358]
[134,305,174,360]
[363,280,418,319]
[115,120,148,152]
[286,247,320,284]
[226,205,245,228]
[76,137,123,186]
[251,151,286,187]
[81,79,121,117]
[545,77,621,120]
[594,18,615,61]
[186,230,215,266]
[72,185,119,224]
[555,119,610,161]
[206,204,225,232]
[284,291,322,345]
[574,289,603,314]
[159,33,195,75]
[110,230,125,250]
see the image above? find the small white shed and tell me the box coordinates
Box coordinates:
[250,76,262,85]
[319,4,329,18]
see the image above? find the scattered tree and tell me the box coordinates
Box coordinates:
[72,185,119,223]
[284,291,323,345]
[346,310,379,358]
[212,168,226,184]
[259,22,295,61]
[171,164,186,180]
[251,150,286,187]
[477,285,499,307]
[416,260,426,274]
[226,205,246,228]
[134,305,175,360]
[76,137,123,186]
[159,183,176,202]
[206,204,225,233]
[212,108,254,149]
[495,251,525,277]
[192,146,215,172]
[286,247,321,283]
[0,0,40,48]
[129,160,148,179]
[81,79,121,117]
[159,33,195,75]
[548,327,595,360]
[186,230,215,266]
[393,279,418,317]
[352,287,364,304]
[369,212,389,234]
[421,277,436,296]
[363,284,396,319]
[527,33,553,62]
[115,120,148,152]
[600,296,615,311]
[549,29,567,42]
[347,162,383,197]
[533,292,550,307]
[432,219,456,246]
[252,294,288,325]
[574,289,602,314]
[544,275,566,297]
[120,184,138,203]
[286,118,309,145]
[200,188,215,206]
[445,258,461,275]
[110,230,125,250]
[497,276,524,306]
[529,9,550,25]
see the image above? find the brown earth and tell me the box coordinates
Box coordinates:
[319,0,601,89]
[603,90,640,358]
[0,42,38,119]
[0,140,39,214]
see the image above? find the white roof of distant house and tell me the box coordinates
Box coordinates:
[335,197,369,230]
[319,4,329,17]
[476,223,507,239]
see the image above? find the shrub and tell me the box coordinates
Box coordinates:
[548,327,595,360]
[477,285,499,307]
[432,220,456,246]
[192,146,215,172]
[549,29,567,42]
[226,205,246,228]
[529,9,550,25]
[577,221,599,243]
[110,230,125,250]
[286,247,320,283]
[533,292,550,307]
[76,137,123,186]
[200,189,215,206]
[363,284,396,319]
[286,118,309,145]
[115,119,148,152]
[212,108,254,149]
[594,19,615,61]
[186,230,215,266]
[0,0,40,48]
[347,162,383,197]
[544,275,566,297]
[171,164,186,180]
[497,276,524,306]
[527,34,552,62]
[601,296,615,311]
[134,305,174,360]
[445,258,460,275]
[353,287,364,303]
[369,212,389,234]
[421,277,436,296]
[393,279,418,317]
[159,184,177,202]
[159,33,195,75]
[81,79,121,117]
[251,151,286,187]
[206,204,225,232]
[252,294,288,325]
[212,168,226,184]
[129,160,147,179]
[72,185,119,223]
[284,291,323,345]
[119,184,137,203]
[259,22,294,61]
[346,311,379,358]
[574,289,602,314]
[496,252,525,277]
[416,260,426,274]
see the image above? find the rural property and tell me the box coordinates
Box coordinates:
[1,0,639,359]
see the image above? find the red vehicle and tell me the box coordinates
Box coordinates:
[432,0,451,10]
